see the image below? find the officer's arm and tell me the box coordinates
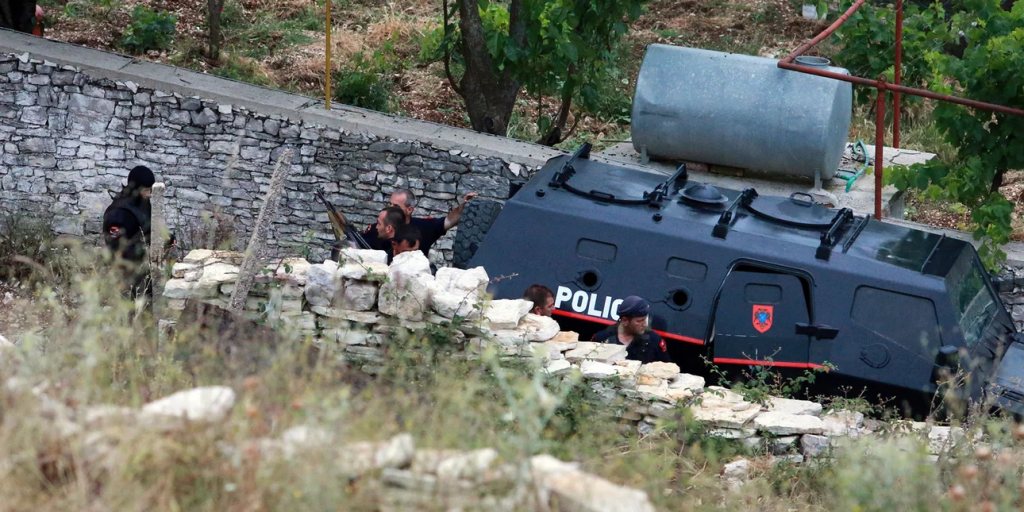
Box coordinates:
[443,192,479,231]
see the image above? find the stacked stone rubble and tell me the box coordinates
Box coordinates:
[162,249,995,468]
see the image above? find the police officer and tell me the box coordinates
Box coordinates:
[361,205,406,264]
[102,166,171,299]
[591,296,671,364]
[365,188,478,258]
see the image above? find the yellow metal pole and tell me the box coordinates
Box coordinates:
[325,0,332,110]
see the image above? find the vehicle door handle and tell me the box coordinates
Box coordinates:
[795,323,838,340]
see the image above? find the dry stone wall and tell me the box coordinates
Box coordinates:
[162,249,991,467]
[0,52,534,265]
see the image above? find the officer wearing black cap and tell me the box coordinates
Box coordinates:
[102,165,172,298]
[591,295,672,364]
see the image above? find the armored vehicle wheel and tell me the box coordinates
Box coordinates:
[452,199,502,269]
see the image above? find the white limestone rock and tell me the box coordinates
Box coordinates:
[435,266,489,297]
[753,411,825,436]
[668,373,706,391]
[436,448,499,482]
[339,261,390,281]
[565,342,626,364]
[429,284,481,320]
[766,397,823,416]
[639,362,680,379]
[707,428,757,439]
[197,262,239,289]
[529,342,564,361]
[141,386,236,422]
[722,459,750,479]
[544,359,573,376]
[581,360,619,379]
[801,434,831,458]
[341,279,378,311]
[339,248,388,266]
[820,410,865,436]
[519,313,560,342]
[379,252,434,321]
[692,399,761,429]
[163,279,198,299]
[484,299,534,330]
[304,262,342,307]
[542,469,656,512]
[273,258,310,285]
[311,307,383,325]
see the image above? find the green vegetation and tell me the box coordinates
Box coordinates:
[832,0,953,104]
[3,228,1024,510]
[121,5,178,54]
[843,0,1024,266]
[423,0,650,143]
[332,49,398,112]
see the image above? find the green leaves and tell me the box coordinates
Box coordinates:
[427,0,648,139]
[835,0,952,104]
[853,0,1024,269]
[121,6,177,55]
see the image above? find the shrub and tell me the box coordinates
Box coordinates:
[121,5,178,54]
[332,54,393,113]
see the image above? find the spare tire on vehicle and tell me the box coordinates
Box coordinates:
[452,199,502,269]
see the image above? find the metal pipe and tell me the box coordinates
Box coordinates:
[325,0,332,110]
[894,0,903,148]
[778,61,1024,117]
[782,0,869,64]
[875,76,886,221]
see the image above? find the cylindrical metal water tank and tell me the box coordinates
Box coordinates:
[631,45,853,180]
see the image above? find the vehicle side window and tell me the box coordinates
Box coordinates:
[851,286,941,352]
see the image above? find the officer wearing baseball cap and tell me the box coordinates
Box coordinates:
[591,295,671,364]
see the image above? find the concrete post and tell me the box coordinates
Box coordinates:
[229,151,293,314]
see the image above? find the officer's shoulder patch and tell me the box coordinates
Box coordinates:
[108,226,122,239]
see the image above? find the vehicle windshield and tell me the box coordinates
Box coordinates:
[946,249,1000,347]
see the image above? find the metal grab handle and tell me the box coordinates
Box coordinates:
[789,192,815,207]
[589,190,616,200]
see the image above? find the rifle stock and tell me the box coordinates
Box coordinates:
[315,188,371,250]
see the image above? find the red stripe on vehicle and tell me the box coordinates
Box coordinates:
[551,310,705,346]
[713,358,827,370]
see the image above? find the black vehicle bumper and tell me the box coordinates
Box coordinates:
[986,340,1024,416]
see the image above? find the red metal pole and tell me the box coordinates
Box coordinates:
[782,0,869,63]
[875,76,887,221]
[894,0,903,148]
[777,61,1024,117]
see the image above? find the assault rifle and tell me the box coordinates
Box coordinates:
[314,187,371,250]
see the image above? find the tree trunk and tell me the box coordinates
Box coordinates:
[455,0,525,136]
[207,0,224,61]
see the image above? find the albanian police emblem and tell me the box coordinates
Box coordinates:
[752,305,773,333]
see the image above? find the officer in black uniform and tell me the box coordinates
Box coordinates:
[102,166,167,299]
[592,295,672,364]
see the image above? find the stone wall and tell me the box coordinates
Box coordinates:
[162,249,992,468]
[0,52,536,265]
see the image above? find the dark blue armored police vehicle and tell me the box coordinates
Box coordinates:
[455,144,1024,417]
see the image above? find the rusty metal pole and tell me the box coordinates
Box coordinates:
[893,0,903,148]
[875,76,887,221]
[325,0,332,110]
